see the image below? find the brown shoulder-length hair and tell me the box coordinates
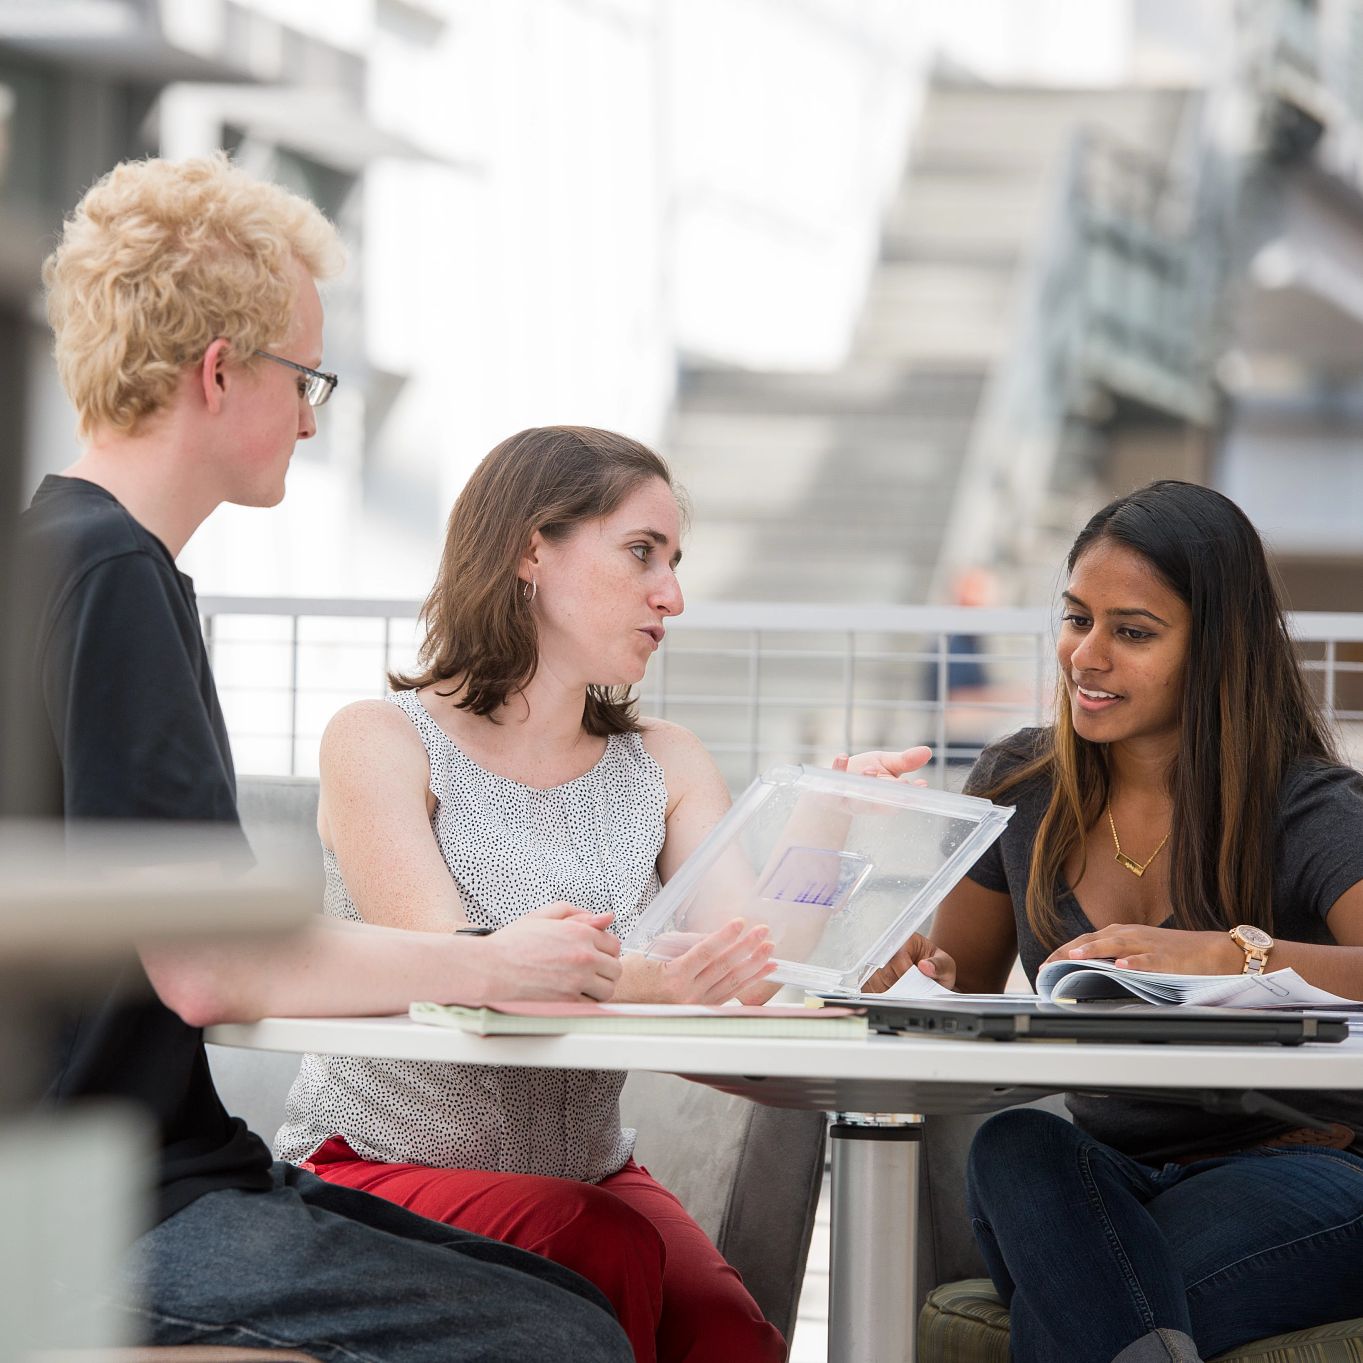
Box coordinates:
[390,425,678,736]
[974,480,1338,949]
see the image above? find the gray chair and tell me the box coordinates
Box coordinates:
[223,774,828,1348]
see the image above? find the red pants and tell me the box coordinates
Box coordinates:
[304,1138,786,1363]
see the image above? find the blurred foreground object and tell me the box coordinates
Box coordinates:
[0,821,314,1360]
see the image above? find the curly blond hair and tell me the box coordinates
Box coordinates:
[43,152,345,438]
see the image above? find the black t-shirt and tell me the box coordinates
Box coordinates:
[17,475,272,1220]
[964,727,1363,1163]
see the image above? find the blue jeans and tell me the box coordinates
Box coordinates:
[967,1109,1363,1363]
[111,1162,632,1363]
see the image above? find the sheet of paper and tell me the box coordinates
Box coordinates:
[816,966,1033,1007]
[881,964,957,999]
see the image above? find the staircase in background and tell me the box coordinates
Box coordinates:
[666,77,1194,610]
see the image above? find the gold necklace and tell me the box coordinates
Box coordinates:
[1105,804,1170,878]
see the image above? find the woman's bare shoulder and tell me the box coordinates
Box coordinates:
[637,717,710,766]
[320,697,427,772]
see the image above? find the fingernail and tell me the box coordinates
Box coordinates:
[920,960,936,976]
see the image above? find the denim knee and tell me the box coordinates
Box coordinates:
[527,1286,635,1363]
[967,1107,1080,1216]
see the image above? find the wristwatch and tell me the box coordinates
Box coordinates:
[1229,924,1274,975]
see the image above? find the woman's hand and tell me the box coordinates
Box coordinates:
[619,919,776,1005]
[484,903,624,1001]
[861,932,958,993]
[834,747,933,781]
[1043,924,1243,975]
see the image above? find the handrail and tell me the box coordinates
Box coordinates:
[197,596,1363,642]
[197,596,1363,781]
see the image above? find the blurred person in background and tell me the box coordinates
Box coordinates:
[18,155,631,1362]
[868,482,1363,1362]
[923,567,1027,771]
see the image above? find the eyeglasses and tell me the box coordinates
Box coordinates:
[254,349,339,408]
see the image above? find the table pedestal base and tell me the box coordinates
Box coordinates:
[828,1113,922,1363]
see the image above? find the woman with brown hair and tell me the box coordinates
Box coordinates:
[274,426,907,1363]
[873,480,1363,1362]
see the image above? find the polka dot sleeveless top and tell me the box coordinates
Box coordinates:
[273,688,667,1181]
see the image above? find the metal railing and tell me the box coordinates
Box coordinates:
[199,597,1363,789]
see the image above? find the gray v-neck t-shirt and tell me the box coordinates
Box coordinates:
[962,728,1363,1163]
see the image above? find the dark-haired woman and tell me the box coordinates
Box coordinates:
[274,426,922,1363]
[872,480,1363,1363]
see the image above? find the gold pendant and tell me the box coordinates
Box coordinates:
[1106,804,1170,879]
[1115,851,1148,877]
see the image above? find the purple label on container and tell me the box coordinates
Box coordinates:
[757,846,873,912]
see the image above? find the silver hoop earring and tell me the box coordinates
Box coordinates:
[522,579,537,604]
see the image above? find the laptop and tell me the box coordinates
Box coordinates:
[853,996,1350,1045]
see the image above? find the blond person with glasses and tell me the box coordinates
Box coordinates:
[254,348,338,408]
[15,154,631,1363]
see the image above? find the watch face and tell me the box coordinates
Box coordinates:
[1236,925,1273,949]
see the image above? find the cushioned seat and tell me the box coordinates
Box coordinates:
[919,1277,1363,1362]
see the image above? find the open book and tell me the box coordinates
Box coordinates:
[1037,958,1362,1009]
[826,961,1362,1010]
[410,1000,869,1038]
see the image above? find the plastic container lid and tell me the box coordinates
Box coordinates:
[623,764,1015,993]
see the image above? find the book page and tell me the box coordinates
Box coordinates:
[1038,958,1362,1009]
[821,965,1032,1007]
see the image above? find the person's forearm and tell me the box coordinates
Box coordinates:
[614,953,671,1003]
[1251,940,1363,999]
[140,916,488,1027]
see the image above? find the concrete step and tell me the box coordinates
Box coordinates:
[683,463,956,529]
[680,539,934,605]
[671,406,977,441]
[688,483,956,526]
[917,84,1193,168]
[882,173,1054,257]
[850,317,1006,366]
[849,263,1016,363]
[676,366,986,417]
[863,260,1014,313]
[669,414,975,462]
[668,433,963,501]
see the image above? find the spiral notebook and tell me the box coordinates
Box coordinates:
[411,1000,869,1038]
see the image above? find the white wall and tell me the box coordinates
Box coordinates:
[665,0,927,369]
[932,0,1133,86]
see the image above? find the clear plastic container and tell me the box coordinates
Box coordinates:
[624,764,1015,993]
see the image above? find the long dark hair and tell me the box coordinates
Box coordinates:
[391,425,677,736]
[977,480,1338,946]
